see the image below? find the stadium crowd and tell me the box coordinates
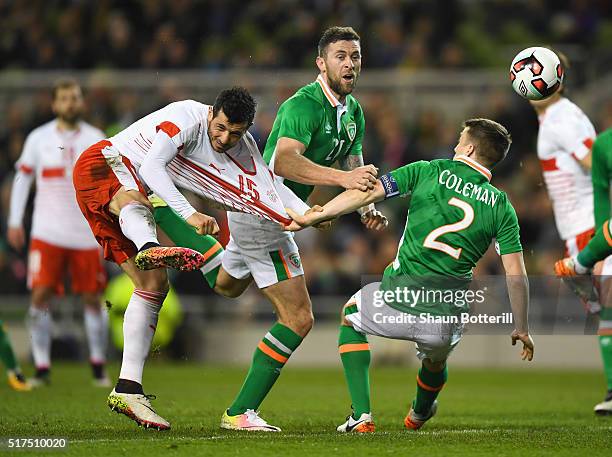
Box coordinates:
[0,0,609,70]
[0,0,611,298]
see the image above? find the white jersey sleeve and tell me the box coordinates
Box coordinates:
[139,128,198,219]
[8,131,39,227]
[123,101,208,220]
[15,130,39,173]
[547,113,594,160]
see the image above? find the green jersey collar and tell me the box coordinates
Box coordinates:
[316,74,349,133]
[453,155,492,181]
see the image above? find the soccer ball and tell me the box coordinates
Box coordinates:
[509,47,564,100]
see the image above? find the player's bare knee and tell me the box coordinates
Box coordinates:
[279,307,313,336]
[295,295,314,330]
[136,270,169,294]
[149,276,170,295]
[31,287,53,307]
[213,269,250,298]
[109,189,150,216]
[340,302,354,325]
[108,189,129,216]
[295,309,314,335]
[214,286,238,298]
[81,293,101,309]
[213,282,246,298]
[225,288,245,298]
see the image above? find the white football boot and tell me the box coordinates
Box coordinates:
[220,409,281,432]
[107,389,170,430]
[594,391,612,416]
[337,412,375,433]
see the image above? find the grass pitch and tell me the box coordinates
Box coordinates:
[0,363,611,456]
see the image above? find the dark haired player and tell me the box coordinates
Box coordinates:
[286,119,534,432]
[74,87,293,430]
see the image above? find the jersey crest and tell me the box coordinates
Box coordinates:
[346,122,356,141]
[288,253,301,269]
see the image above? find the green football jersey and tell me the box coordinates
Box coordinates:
[263,75,365,202]
[591,129,612,227]
[379,156,522,315]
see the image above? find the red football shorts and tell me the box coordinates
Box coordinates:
[73,140,147,265]
[28,238,106,295]
[564,227,595,257]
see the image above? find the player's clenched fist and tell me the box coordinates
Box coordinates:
[186,212,220,236]
[340,165,378,191]
[360,209,388,231]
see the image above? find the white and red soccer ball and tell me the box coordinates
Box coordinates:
[510,47,564,100]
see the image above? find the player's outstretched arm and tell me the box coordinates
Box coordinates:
[501,251,534,361]
[274,137,377,191]
[285,180,386,230]
[339,154,387,230]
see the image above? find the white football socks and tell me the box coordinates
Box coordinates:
[84,306,109,365]
[118,202,159,250]
[118,289,166,384]
[28,305,52,370]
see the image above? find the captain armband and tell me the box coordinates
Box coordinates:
[380,173,400,199]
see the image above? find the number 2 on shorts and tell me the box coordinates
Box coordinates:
[423,197,474,259]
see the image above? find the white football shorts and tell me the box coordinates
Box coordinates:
[344,288,464,362]
[223,212,304,288]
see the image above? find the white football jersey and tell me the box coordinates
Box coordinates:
[9,120,104,249]
[537,97,596,240]
[110,100,303,225]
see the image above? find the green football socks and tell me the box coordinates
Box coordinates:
[413,364,447,416]
[153,204,224,288]
[577,219,612,269]
[228,323,303,415]
[598,308,612,391]
[338,324,371,417]
[0,320,19,372]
